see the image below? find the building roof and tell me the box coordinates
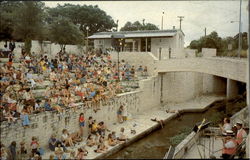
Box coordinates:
[88,29,184,39]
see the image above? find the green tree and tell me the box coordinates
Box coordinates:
[189,31,224,53]
[12,1,45,54]
[189,31,248,55]
[0,1,22,41]
[189,40,201,52]
[234,32,248,50]
[47,4,116,36]
[144,23,159,30]
[120,21,159,31]
[49,18,83,51]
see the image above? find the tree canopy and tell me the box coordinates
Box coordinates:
[120,21,159,31]
[189,31,248,54]
[0,1,22,41]
[49,18,83,50]
[0,2,117,53]
[46,4,116,36]
[12,1,45,54]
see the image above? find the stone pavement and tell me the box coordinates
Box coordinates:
[42,94,225,159]
[163,95,225,112]
[183,137,223,159]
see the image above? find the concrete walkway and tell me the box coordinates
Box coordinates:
[42,94,225,159]
[183,137,223,159]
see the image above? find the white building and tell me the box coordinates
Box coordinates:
[88,29,185,58]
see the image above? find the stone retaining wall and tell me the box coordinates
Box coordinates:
[0,91,144,151]
[230,107,249,126]
[110,51,158,76]
[173,131,201,159]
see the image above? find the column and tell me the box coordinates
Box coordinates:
[132,40,135,52]
[146,38,148,52]
[138,39,141,52]
[226,79,239,99]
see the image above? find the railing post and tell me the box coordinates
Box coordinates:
[169,47,171,59]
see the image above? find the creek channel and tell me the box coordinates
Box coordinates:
[107,97,246,159]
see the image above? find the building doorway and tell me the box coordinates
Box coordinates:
[140,38,151,52]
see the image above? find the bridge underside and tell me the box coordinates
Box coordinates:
[158,71,246,103]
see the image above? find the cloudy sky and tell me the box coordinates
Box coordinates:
[44,0,249,46]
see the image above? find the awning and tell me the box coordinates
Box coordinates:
[88,30,179,39]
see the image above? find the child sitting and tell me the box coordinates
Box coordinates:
[86,135,96,147]
[117,127,128,142]
[108,133,117,146]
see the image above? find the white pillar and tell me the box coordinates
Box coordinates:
[132,41,135,52]
[138,40,141,52]
[226,79,239,99]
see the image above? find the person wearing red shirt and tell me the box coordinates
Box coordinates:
[79,113,85,137]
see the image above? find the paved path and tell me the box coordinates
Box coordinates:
[42,94,225,159]
[183,137,222,159]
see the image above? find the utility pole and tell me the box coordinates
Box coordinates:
[177,16,184,30]
[247,0,250,105]
[161,11,164,30]
[238,0,242,58]
[204,27,207,37]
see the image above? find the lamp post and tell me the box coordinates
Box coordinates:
[161,10,164,30]
[230,20,242,58]
[230,0,242,58]
[86,26,89,52]
[118,41,123,81]
[111,34,125,82]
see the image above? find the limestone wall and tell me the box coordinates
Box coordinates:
[0,73,163,151]
[0,41,83,59]
[138,76,161,109]
[161,72,226,103]
[203,74,227,94]
[230,107,249,127]
[151,37,176,57]
[110,51,158,76]
[202,48,217,57]
[173,131,201,159]
[184,49,197,58]
[0,91,143,150]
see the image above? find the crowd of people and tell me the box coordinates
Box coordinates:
[0,47,149,159]
[219,118,247,159]
[0,49,149,124]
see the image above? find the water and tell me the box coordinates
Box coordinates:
[108,98,246,159]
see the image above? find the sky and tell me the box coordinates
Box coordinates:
[44,0,249,46]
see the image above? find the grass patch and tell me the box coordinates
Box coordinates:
[170,127,192,146]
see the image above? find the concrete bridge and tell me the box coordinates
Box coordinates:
[157,57,247,83]
[156,57,248,101]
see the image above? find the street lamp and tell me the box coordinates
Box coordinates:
[230,20,242,58]
[111,34,125,82]
[230,0,242,58]
[161,10,165,30]
[86,26,89,52]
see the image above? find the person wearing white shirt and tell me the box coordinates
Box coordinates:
[219,117,232,134]
[236,122,247,145]
[26,70,36,88]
